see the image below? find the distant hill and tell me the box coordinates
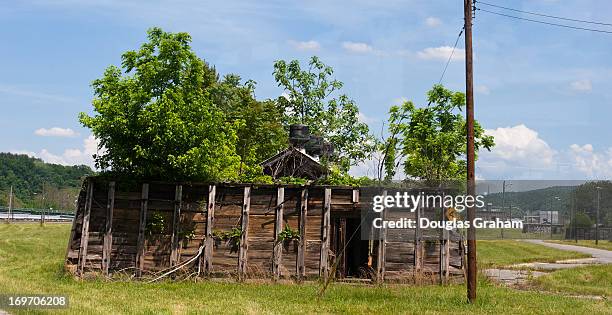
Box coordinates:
[484,182,612,225]
[0,153,95,211]
[484,186,575,217]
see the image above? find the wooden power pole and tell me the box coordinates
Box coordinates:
[464,0,477,303]
[8,186,13,223]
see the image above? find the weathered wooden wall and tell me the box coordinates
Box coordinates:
[65,177,465,283]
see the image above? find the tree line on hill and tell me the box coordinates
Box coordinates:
[484,182,612,227]
[0,153,94,210]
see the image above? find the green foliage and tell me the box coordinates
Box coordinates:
[277,226,300,242]
[315,166,370,186]
[382,84,494,182]
[574,181,612,225]
[273,56,375,172]
[276,176,309,185]
[210,74,287,179]
[146,212,166,235]
[570,212,593,228]
[178,228,196,241]
[80,28,287,182]
[0,153,94,209]
[213,227,242,253]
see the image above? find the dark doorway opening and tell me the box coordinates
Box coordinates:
[345,218,370,278]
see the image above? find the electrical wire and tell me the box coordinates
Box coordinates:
[476,0,612,27]
[477,8,612,34]
[438,27,465,85]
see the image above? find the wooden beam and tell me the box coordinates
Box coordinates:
[273,187,284,281]
[203,185,216,275]
[78,179,94,276]
[136,183,149,278]
[170,185,183,267]
[439,192,450,284]
[238,186,251,281]
[296,188,308,282]
[376,190,387,284]
[338,218,347,278]
[414,191,423,283]
[102,181,115,276]
[320,188,331,281]
[352,189,359,203]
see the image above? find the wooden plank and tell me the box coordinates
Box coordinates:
[203,185,216,274]
[136,183,149,277]
[414,193,423,283]
[78,179,94,276]
[170,185,183,267]
[338,218,347,278]
[376,190,387,284]
[273,187,284,281]
[103,181,115,275]
[296,188,308,282]
[439,191,449,284]
[238,186,251,280]
[320,188,331,281]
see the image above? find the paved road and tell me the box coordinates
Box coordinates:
[525,239,612,264]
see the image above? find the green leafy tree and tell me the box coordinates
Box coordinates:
[381,84,494,182]
[209,74,286,181]
[79,28,242,181]
[570,212,593,228]
[273,56,374,172]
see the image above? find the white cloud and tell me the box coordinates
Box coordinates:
[568,144,612,178]
[478,124,556,179]
[570,79,592,92]
[475,85,490,95]
[342,41,373,53]
[11,135,101,168]
[417,46,465,61]
[34,127,78,137]
[425,17,442,27]
[288,40,320,51]
[358,112,378,124]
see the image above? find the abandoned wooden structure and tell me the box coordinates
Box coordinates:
[65,177,465,283]
[261,147,325,180]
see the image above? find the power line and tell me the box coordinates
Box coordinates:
[477,8,612,34]
[476,0,612,27]
[438,27,465,85]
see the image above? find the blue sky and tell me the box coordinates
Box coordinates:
[1,0,611,180]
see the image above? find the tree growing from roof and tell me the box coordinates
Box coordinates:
[80,27,285,181]
[380,84,495,183]
[209,74,287,181]
[273,56,375,172]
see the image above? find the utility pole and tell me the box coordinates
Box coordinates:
[501,181,506,239]
[8,186,13,223]
[596,186,601,245]
[573,189,577,243]
[464,0,477,304]
[41,182,46,226]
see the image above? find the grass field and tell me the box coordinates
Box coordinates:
[475,228,564,240]
[0,223,610,314]
[477,240,589,268]
[535,264,612,298]
[547,240,612,251]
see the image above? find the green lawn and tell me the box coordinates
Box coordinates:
[535,264,612,298]
[476,228,564,240]
[547,240,612,252]
[0,223,610,314]
[477,240,590,268]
